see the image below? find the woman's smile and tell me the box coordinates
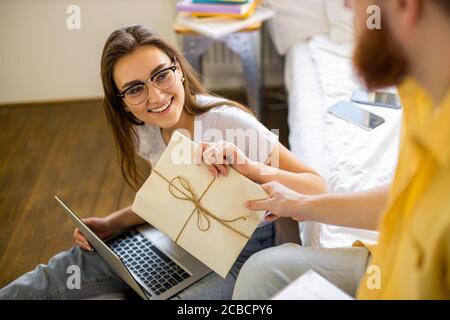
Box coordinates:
[147,97,174,114]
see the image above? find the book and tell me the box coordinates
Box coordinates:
[193,0,249,3]
[271,270,354,300]
[175,6,274,39]
[176,0,259,18]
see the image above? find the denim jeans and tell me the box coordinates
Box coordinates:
[0,223,275,300]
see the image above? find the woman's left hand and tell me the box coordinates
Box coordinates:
[197,141,257,179]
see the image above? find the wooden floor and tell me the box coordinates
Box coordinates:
[0,90,288,288]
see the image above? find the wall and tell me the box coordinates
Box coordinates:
[0,0,178,104]
[0,0,283,105]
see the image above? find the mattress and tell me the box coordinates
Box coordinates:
[285,35,402,248]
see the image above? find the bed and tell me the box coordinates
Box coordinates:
[264,0,402,248]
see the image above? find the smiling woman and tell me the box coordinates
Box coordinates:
[0,24,325,300]
[100,25,253,190]
[112,47,186,132]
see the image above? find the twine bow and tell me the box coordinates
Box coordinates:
[153,169,251,243]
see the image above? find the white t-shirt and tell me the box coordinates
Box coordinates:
[135,95,279,167]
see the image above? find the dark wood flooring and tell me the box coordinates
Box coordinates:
[0,89,288,287]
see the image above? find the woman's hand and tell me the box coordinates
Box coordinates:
[73,216,122,251]
[245,181,313,222]
[198,141,258,179]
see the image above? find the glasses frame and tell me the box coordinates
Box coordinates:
[118,59,178,105]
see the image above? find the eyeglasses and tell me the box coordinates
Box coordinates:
[118,61,178,105]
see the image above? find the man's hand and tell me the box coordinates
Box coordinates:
[245,181,312,222]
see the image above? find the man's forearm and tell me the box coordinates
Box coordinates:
[302,184,390,230]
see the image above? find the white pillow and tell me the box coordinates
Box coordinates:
[325,0,354,44]
[262,0,329,55]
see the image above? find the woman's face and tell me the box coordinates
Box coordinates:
[113,45,185,128]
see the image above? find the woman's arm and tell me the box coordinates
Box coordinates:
[245,143,327,195]
[73,206,147,251]
[106,205,147,230]
[200,141,327,196]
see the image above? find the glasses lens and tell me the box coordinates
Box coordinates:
[125,84,147,105]
[153,69,175,90]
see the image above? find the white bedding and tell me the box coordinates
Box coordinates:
[285,35,402,248]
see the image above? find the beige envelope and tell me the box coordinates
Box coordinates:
[132,131,268,278]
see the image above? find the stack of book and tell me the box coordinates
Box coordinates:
[176,0,260,19]
[174,0,274,39]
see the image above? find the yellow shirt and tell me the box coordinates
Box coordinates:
[357,79,450,299]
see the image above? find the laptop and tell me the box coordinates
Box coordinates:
[54,196,212,300]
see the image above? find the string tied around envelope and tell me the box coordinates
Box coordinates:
[152,170,252,243]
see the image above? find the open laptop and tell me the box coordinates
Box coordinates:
[54,196,212,300]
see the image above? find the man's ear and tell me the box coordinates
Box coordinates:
[394,0,422,27]
[387,0,422,43]
[405,0,423,25]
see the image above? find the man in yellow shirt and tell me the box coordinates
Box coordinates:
[232,0,450,299]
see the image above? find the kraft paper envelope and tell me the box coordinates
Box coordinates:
[132,131,268,278]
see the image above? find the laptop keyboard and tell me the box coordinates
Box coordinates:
[107,229,191,296]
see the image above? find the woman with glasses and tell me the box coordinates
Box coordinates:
[0,24,326,300]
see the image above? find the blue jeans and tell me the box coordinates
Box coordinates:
[0,223,275,300]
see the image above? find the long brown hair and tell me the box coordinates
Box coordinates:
[100,24,253,190]
[433,0,450,14]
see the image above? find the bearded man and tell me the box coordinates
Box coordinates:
[233,0,450,300]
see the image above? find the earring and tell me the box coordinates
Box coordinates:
[181,76,185,83]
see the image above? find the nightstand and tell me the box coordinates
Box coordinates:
[175,22,264,118]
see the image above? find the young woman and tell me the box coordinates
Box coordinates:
[0,24,325,300]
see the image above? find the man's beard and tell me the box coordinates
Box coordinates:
[353,20,409,90]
